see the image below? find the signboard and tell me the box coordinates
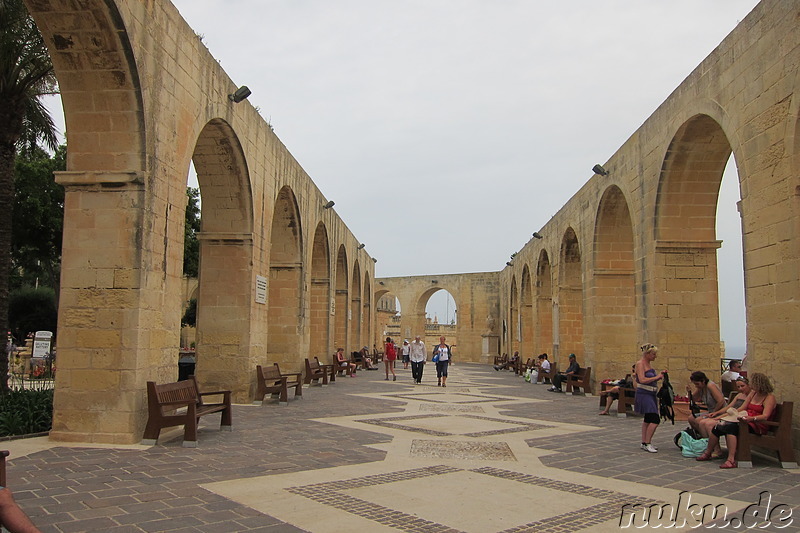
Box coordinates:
[33,330,53,357]
[255,275,267,304]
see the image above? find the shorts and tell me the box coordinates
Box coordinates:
[643,413,660,424]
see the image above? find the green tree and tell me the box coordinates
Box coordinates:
[8,286,56,342]
[0,0,58,390]
[184,187,201,277]
[12,144,65,291]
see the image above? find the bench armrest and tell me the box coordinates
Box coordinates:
[282,372,302,379]
[157,399,195,407]
[198,390,232,397]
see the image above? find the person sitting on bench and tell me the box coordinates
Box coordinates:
[548,353,580,393]
[494,351,519,371]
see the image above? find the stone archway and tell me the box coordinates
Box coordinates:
[536,250,553,357]
[334,246,348,350]
[654,114,729,372]
[350,261,362,353]
[267,186,303,370]
[309,222,331,358]
[520,265,534,357]
[591,185,636,379]
[192,119,254,398]
[509,276,519,354]
[558,228,583,363]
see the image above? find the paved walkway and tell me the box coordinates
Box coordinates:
[4,363,798,532]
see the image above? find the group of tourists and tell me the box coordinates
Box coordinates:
[631,344,776,468]
[382,336,453,386]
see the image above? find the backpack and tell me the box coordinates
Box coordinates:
[657,371,675,424]
[674,430,709,458]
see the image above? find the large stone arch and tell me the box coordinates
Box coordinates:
[192,119,254,399]
[334,246,349,350]
[558,227,583,364]
[520,264,534,357]
[309,222,331,357]
[509,276,519,354]
[653,114,729,373]
[591,185,636,380]
[350,260,362,353]
[535,250,553,357]
[267,186,303,369]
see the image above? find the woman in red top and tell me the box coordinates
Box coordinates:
[697,372,776,469]
[384,337,397,381]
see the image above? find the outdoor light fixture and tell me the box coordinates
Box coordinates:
[506,261,513,267]
[323,201,335,209]
[357,243,365,250]
[592,164,609,176]
[372,258,378,263]
[532,232,543,239]
[431,280,438,284]
[228,86,251,103]
[379,281,385,285]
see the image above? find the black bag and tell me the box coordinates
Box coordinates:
[657,371,675,424]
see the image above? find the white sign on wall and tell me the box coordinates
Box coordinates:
[330,299,335,316]
[255,275,267,304]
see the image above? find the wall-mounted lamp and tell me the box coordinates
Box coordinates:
[506,261,513,267]
[357,243,365,250]
[379,281,385,285]
[532,232,543,239]
[431,280,438,284]
[323,200,335,209]
[592,164,609,176]
[228,86,251,103]
[372,258,377,263]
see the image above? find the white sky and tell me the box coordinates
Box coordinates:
[47,0,759,355]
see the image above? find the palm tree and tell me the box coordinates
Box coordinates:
[0,0,58,390]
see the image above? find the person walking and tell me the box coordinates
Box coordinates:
[384,337,397,381]
[634,343,666,453]
[432,336,452,387]
[401,340,411,369]
[409,335,426,384]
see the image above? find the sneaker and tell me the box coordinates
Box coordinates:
[547,387,556,392]
[642,443,658,453]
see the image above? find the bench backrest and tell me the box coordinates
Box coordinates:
[259,364,282,382]
[769,401,793,436]
[306,358,321,372]
[149,379,199,405]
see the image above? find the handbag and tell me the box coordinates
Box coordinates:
[432,353,440,363]
[674,430,708,458]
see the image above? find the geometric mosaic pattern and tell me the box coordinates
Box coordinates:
[410,440,516,461]
[285,465,666,533]
[419,403,485,413]
[357,414,551,437]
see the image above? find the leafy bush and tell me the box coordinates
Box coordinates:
[8,286,57,342]
[0,389,53,437]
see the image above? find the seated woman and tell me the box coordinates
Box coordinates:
[686,371,726,438]
[599,365,635,415]
[696,376,752,457]
[359,347,378,370]
[697,372,776,469]
[335,348,357,377]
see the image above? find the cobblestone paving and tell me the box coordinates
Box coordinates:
[5,364,799,532]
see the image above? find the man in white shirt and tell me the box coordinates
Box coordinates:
[720,360,742,382]
[409,336,426,384]
[535,353,551,384]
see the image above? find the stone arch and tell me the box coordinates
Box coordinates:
[520,264,534,356]
[558,228,583,362]
[536,250,553,357]
[509,276,519,354]
[26,0,146,172]
[363,273,372,349]
[334,246,349,349]
[309,222,331,357]
[192,119,255,394]
[267,186,303,368]
[592,185,637,379]
[654,114,730,367]
[350,260,362,353]
[414,286,459,347]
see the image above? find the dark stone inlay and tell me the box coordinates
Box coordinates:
[357,414,551,437]
[384,392,511,404]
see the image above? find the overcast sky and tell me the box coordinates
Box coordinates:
[48,0,760,354]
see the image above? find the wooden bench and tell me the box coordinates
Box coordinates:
[736,401,797,469]
[565,366,592,395]
[332,354,357,376]
[304,357,334,385]
[254,364,302,405]
[142,375,232,448]
[537,362,557,384]
[494,353,508,366]
[0,450,8,487]
[518,358,534,376]
[599,381,636,417]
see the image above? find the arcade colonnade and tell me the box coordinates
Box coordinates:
[26,0,375,444]
[379,1,800,446]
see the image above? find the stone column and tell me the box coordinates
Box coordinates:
[50,170,156,444]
